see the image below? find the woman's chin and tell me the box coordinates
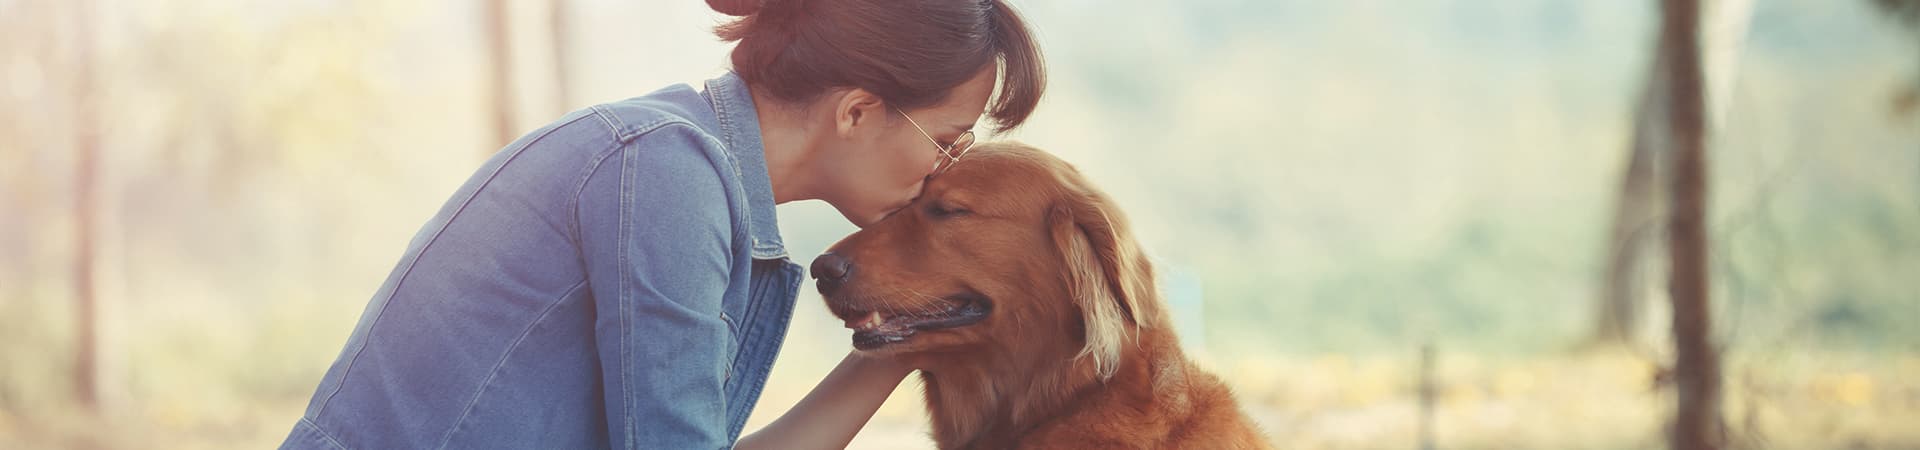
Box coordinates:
[832,194,914,228]
[851,205,909,228]
[837,207,885,229]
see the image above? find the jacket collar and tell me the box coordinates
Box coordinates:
[704,71,788,260]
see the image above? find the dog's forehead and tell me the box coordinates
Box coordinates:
[935,143,1074,205]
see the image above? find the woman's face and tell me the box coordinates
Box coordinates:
[825,68,996,228]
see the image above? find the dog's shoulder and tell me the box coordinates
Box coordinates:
[1167,368,1273,449]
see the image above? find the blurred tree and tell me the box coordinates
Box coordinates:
[0,0,86,417]
[112,0,387,191]
[67,0,102,414]
[0,0,393,419]
[1596,0,1755,350]
[0,0,54,305]
[1871,0,1920,116]
[1878,0,1920,26]
[552,0,575,114]
[1591,35,1670,348]
[1659,0,1723,449]
[485,0,516,151]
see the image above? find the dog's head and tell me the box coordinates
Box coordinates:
[811,142,1156,379]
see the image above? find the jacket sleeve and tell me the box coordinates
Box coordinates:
[577,123,736,449]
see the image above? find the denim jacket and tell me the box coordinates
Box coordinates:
[281,72,805,450]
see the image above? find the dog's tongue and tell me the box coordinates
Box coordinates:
[843,311,885,330]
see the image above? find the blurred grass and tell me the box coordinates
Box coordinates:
[5,300,1919,449]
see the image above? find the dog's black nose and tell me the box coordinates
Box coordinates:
[810,252,853,294]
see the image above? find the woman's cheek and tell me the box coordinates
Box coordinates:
[908,150,935,184]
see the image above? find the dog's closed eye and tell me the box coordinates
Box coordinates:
[925,201,971,219]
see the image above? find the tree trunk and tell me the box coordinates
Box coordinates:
[1660,0,1722,448]
[550,0,574,114]
[69,0,101,413]
[484,0,515,151]
[1593,47,1670,347]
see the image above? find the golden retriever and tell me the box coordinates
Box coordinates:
[809,142,1271,449]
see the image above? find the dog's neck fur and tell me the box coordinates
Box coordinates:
[919,319,1180,450]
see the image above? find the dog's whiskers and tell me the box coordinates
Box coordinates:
[852,286,952,318]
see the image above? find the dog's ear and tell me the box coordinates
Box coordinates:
[1049,190,1154,381]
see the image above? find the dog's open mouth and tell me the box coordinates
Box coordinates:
[839,294,990,350]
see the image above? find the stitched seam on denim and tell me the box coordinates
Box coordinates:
[569,106,623,244]
[313,114,576,419]
[730,263,770,378]
[706,83,749,192]
[706,78,742,167]
[615,116,687,143]
[591,104,626,137]
[592,104,697,143]
[433,279,590,450]
[566,117,701,250]
[698,130,749,263]
[566,140,624,251]
[617,137,636,450]
[720,311,738,382]
[298,417,350,450]
[730,261,801,432]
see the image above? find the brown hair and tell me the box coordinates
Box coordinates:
[708,0,1046,133]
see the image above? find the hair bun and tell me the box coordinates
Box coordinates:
[707,0,761,16]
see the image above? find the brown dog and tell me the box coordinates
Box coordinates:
[810,142,1271,449]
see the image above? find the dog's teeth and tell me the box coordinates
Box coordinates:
[846,311,882,330]
[867,311,886,328]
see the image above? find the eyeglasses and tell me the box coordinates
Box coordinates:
[898,110,976,176]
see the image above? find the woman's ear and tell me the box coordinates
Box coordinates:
[833,88,888,137]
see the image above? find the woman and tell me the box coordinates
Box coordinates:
[279,0,1044,448]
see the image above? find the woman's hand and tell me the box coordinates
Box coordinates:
[732,351,913,450]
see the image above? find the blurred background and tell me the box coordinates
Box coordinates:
[2,0,1917,448]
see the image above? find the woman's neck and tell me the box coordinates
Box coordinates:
[750,87,822,205]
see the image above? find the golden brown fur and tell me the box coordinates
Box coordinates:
[816,142,1271,449]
